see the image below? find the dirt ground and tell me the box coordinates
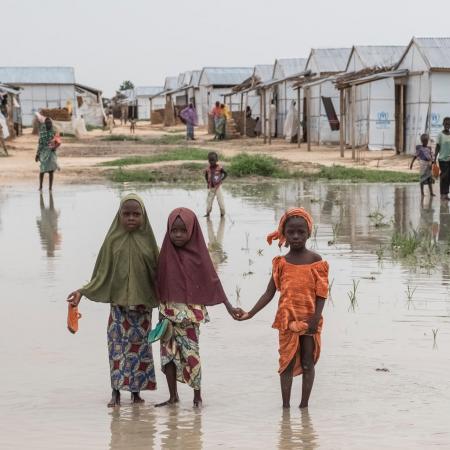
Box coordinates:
[0,121,414,185]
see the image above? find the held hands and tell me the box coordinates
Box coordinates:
[67,290,82,307]
[235,308,253,321]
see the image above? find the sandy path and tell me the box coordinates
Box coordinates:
[1,123,414,185]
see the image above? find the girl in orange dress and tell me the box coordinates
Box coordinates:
[238,208,329,409]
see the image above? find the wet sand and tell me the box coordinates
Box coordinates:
[0,181,449,449]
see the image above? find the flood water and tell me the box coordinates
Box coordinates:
[1,181,449,449]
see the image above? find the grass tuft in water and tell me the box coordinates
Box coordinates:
[347,279,360,312]
[405,284,416,309]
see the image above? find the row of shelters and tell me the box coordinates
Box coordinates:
[0,67,105,130]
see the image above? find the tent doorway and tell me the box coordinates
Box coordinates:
[395,82,407,154]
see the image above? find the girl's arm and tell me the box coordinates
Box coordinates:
[410,156,417,169]
[307,297,326,333]
[237,276,277,321]
[223,297,241,319]
[435,144,440,163]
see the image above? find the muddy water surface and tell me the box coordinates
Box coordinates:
[1,181,449,449]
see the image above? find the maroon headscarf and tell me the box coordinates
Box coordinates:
[157,207,228,306]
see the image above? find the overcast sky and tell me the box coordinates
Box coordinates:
[1,0,447,97]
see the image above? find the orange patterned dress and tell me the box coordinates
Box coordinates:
[272,257,329,376]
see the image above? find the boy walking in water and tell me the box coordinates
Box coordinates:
[204,151,227,217]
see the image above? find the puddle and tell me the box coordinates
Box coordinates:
[0,181,449,449]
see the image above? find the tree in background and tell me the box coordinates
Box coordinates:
[119,80,135,91]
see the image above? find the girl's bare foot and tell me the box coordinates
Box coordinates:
[299,402,308,409]
[155,396,179,407]
[131,392,145,404]
[193,390,202,407]
[283,402,290,409]
[107,389,120,407]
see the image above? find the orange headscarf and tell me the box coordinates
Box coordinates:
[267,207,313,247]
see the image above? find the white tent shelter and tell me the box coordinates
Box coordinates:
[303,48,351,144]
[0,66,104,127]
[270,58,307,136]
[338,46,406,152]
[197,67,253,125]
[134,86,163,120]
[396,37,450,154]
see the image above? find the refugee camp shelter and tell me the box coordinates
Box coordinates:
[134,86,163,120]
[396,37,450,154]
[336,46,406,153]
[0,83,22,139]
[0,67,105,127]
[268,58,307,136]
[149,76,178,125]
[197,67,253,126]
[302,48,351,145]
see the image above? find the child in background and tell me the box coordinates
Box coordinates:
[130,118,137,134]
[237,208,329,409]
[410,133,435,197]
[204,151,227,218]
[156,207,239,407]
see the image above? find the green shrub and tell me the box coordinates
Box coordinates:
[228,153,286,177]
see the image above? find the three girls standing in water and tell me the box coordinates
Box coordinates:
[67,196,328,410]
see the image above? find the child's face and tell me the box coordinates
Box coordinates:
[120,200,143,232]
[421,135,429,146]
[444,119,450,131]
[208,155,218,166]
[170,217,190,247]
[284,217,309,249]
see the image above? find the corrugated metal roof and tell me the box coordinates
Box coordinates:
[353,46,406,69]
[164,76,178,90]
[190,70,201,87]
[254,65,274,82]
[309,48,351,73]
[273,58,307,79]
[200,67,254,86]
[0,66,75,84]
[414,37,450,69]
[134,86,164,97]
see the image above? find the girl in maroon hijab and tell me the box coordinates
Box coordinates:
[156,207,238,407]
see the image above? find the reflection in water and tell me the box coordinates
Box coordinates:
[36,193,61,257]
[278,410,317,449]
[207,217,227,269]
[109,406,156,450]
[160,408,203,450]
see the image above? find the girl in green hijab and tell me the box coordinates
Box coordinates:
[67,194,159,407]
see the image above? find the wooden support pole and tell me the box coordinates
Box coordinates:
[263,89,267,144]
[240,93,244,136]
[351,84,356,160]
[297,87,301,148]
[306,87,311,152]
[243,92,248,137]
[399,83,404,153]
[268,89,272,145]
[339,89,344,157]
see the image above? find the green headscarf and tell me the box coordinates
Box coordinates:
[79,193,159,308]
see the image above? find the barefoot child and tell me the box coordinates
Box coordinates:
[156,207,239,407]
[410,133,435,197]
[204,151,227,218]
[237,208,329,409]
[67,194,159,407]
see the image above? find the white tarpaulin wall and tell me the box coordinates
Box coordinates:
[345,79,397,150]
[137,97,150,120]
[308,79,340,144]
[429,72,450,142]
[77,89,105,127]
[274,81,297,136]
[19,84,76,126]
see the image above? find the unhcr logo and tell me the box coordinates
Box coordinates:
[376,111,390,129]
[431,112,441,129]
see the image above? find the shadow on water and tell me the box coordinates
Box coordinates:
[278,410,318,449]
[36,192,61,257]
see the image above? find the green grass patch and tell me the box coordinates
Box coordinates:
[228,153,288,178]
[99,148,213,167]
[306,165,418,183]
[86,124,104,131]
[143,134,186,145]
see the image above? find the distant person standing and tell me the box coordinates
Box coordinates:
[0,121,8,155]
[211,101,222,140]
[204,151,227,217]
[107,113,115,134]
[35,112,60,191]
[180,103,198,140]
[435,117,450,200]
[129,117,137,134]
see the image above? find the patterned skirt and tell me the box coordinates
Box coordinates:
[107,305,156,392]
